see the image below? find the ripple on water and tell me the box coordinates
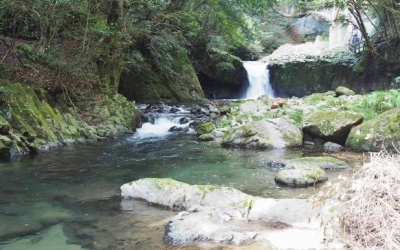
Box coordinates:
[0,134,359,249]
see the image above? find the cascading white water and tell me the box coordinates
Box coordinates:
[133,105,192,140]
[134,116,188,139]
[243,61,274,99]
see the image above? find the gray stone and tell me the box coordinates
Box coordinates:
[275,166,327,187]
[165,208,256,246]
[324,141,343,152]
[303,110,363,144]
[121,178,325,248]
[335,86,355,96]
[222,118,302,149]
[284,156,350,170]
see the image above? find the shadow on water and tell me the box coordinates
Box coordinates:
[0,133,358,249]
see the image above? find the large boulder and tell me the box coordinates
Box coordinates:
[274,156,349,187]
[121,178,324,247]
[165,208,256,246]
[222,118,302,149]
[121,178,254,217]
[346,108,400,151]
[119,47,205,103]
[335,86,355,96]
[0,79,140,156]
[303,110,363,144]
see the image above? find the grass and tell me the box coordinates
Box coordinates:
[350,89,400,120]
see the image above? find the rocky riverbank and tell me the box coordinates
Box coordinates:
[121,178,331,249]
[143,87,400,188]
[0,79,140,158]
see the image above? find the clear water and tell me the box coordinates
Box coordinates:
[0,133,351,250]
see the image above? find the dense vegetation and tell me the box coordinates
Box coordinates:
[0,0,277,99]
[0,0,399,102]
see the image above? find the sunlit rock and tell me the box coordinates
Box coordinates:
[121,178,326,247]
[221,118,302,149]
[303,110,363,144]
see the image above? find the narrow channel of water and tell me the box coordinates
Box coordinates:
[0,129,352,249]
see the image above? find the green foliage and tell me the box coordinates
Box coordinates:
[351,89,400,120]
[0,0,281,95]
[395,76,400,85]
[287,109,304,124]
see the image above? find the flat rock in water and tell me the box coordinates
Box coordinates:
[273,156,349,187]
[222,118,302,149]
[121,178,254,218]
[275,166,327,187]
[165,207,256,246]
[121,178,325,247]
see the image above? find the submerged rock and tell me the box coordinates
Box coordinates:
[222,118,302,149]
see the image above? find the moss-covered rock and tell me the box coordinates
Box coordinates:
[275,165,327,187]
[273,156,347,187]
[222,118,302,149]
[303,110,363,144]
[120,47,205,103]
[281,156,350,170]
[346,107,400,151]
[0,135,12,157]
[196,122,216,136]
[0,116,10,135]
[270,156,348,187]
[198,133,214,141]
[0,79,140,157]
[335,86,355,96]
[195,48,246,99]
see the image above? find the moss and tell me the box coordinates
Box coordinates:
[223,130,233,139]
[0,116,10,135]
[0,79,140,156]
[196,122,216,135]
[240,125,256,137]
[305,167,324,180]
[198,133,214,141]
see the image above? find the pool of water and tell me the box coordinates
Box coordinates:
[0,133,353,250]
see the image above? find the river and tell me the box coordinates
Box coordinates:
[0,114,352,250]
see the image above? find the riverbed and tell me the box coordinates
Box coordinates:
[0,124,355,250]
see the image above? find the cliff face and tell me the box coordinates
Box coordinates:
[269,53,400,97]
[0,80,140,157]
[119,47,205,104]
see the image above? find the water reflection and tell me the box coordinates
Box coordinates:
[0,134,354,249]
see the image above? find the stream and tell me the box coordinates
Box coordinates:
[0,107,354,250]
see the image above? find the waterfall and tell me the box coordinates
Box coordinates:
[243,61,274,99]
